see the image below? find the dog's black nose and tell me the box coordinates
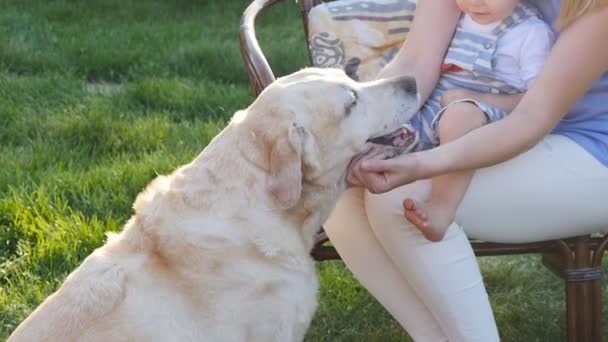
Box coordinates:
[397,76,417,95]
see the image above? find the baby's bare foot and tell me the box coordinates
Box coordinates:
[402,199,455,241]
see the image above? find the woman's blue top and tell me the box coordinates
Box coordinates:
[533,0,608,166]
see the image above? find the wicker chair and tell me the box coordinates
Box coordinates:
[239,1,608,340]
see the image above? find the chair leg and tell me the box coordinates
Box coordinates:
[591,274,603,342]
[549,236,605,342]
[591,234,608,341]
[570,237,593,342]
[547,240,578,341]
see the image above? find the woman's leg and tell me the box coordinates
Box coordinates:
[365,182,500,342]
[324,187,448,341]
[457,134,608,242]
[360,134,608,341]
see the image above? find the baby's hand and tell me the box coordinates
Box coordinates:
[440,88,474,107]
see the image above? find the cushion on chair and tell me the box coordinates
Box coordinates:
[308,0,416,81]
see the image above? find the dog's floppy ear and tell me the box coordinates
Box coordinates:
[297,126,322,180]
[267,125,303,209]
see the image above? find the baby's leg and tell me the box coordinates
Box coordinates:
[404,102,487,241]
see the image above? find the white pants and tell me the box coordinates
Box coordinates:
[324,135,608,341]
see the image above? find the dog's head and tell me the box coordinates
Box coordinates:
[235,67,420,209]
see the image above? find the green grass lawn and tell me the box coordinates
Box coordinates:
[0,1,606,341]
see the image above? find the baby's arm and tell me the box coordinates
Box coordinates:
[440,89,523,112]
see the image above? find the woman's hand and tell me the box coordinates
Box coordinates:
[346,147,385,188]
[347,149,426,194]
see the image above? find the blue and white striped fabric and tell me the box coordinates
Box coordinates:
[410,3,537,149]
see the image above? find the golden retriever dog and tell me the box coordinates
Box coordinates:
[8,67,419,342]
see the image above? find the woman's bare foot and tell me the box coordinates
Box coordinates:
[402,199,456,241]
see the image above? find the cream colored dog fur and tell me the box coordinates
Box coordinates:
[8,68,419,342]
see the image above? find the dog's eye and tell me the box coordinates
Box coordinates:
[345,90,358,116]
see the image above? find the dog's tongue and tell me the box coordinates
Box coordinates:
[367,125,417,148]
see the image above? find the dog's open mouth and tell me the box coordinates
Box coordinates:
[367,124,419,151]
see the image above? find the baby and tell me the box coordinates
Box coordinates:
[401,0,555,241]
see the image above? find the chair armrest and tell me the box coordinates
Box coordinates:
[240,0,286,97]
